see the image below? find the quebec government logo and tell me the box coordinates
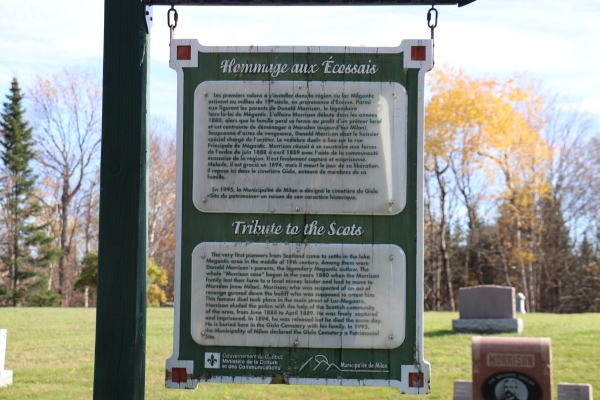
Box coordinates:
[204,352,220,369]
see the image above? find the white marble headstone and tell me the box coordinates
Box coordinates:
[0,329,5,371]
[0,329,13,387]
[516,292,527,313]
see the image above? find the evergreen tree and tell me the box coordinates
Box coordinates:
[74,252,98,307]
[0,78,61,306]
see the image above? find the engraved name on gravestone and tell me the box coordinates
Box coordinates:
[193,81,407,215]
[473,336,552,400]
[191,242,406,349]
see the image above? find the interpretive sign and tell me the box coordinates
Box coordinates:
[166,39,432,394]
[191,242,406,349]
[194,80,407,214]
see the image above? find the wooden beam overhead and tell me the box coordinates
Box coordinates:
[147,0,476,7]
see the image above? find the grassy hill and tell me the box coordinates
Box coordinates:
[0,309,598,399]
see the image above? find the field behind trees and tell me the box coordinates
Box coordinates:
[0,309,598,399]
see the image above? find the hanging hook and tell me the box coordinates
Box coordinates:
[427,5,438,67]
[167,5,178,30]
[427,6,438,41]
[168,5,178,40]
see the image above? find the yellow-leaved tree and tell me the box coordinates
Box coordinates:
[74,256,168,307]
[147,259,168,307]
[425,67,551,311]
[148,120,177,302]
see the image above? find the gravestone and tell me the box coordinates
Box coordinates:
[454,379,473,400]
[472,336,552,400]
[453,285,523,334]
[558,383,593,400]
[0,329,13,387]
[516,293,526,314]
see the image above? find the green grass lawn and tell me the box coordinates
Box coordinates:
[0,309,598,399]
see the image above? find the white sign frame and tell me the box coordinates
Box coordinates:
[166,38,432,394]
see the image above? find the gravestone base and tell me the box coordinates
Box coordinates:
[0,370,12,387]
[453,380,473,400]
[558,383,593,400]
[452,318,523,334]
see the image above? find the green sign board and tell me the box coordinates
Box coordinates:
[166,39,432,394]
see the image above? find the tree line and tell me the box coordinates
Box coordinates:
[0,70,171,307]
[424,67,600,313]
[0,67,597,312]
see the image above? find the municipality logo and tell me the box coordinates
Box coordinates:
[204,352,220,369]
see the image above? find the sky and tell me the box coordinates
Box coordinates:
[0,0,599,128]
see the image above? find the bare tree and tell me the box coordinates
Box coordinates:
[81,167,100,255]
[432,161,456,311]
[28,68,101,306]
[422,67,600,313]
[539,105,600,312]
[148,119,177,300]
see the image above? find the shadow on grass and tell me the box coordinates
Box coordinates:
[424,329,454,338]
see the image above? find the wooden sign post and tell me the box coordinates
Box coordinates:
[94,0,149,398]
[166,39,432,394]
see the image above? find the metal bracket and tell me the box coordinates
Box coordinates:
[147,0,475,6]
[144,4,154,34]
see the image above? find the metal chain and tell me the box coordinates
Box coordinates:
[168,5,178,41]
[427,5,438,66]
[427,6,438,41]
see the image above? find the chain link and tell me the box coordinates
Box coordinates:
[427,5,438,67]
[168,5,178,40]
[427,6,438,41]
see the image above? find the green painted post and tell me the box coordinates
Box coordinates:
[93,0,149,398]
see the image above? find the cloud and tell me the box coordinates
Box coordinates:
[1,0,598,126]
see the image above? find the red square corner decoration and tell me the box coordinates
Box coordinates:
[172,367,187,383]
[408,372,424,388]
[411,46,426,61]
[177,45,192,61]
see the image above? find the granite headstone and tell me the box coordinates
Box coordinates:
[558,383,593,400]
[472,336,552,400]
[453,285,523,334]
[454,379,473,400]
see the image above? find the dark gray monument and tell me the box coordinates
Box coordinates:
[453,285,523,334]
[558,383,593,400]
